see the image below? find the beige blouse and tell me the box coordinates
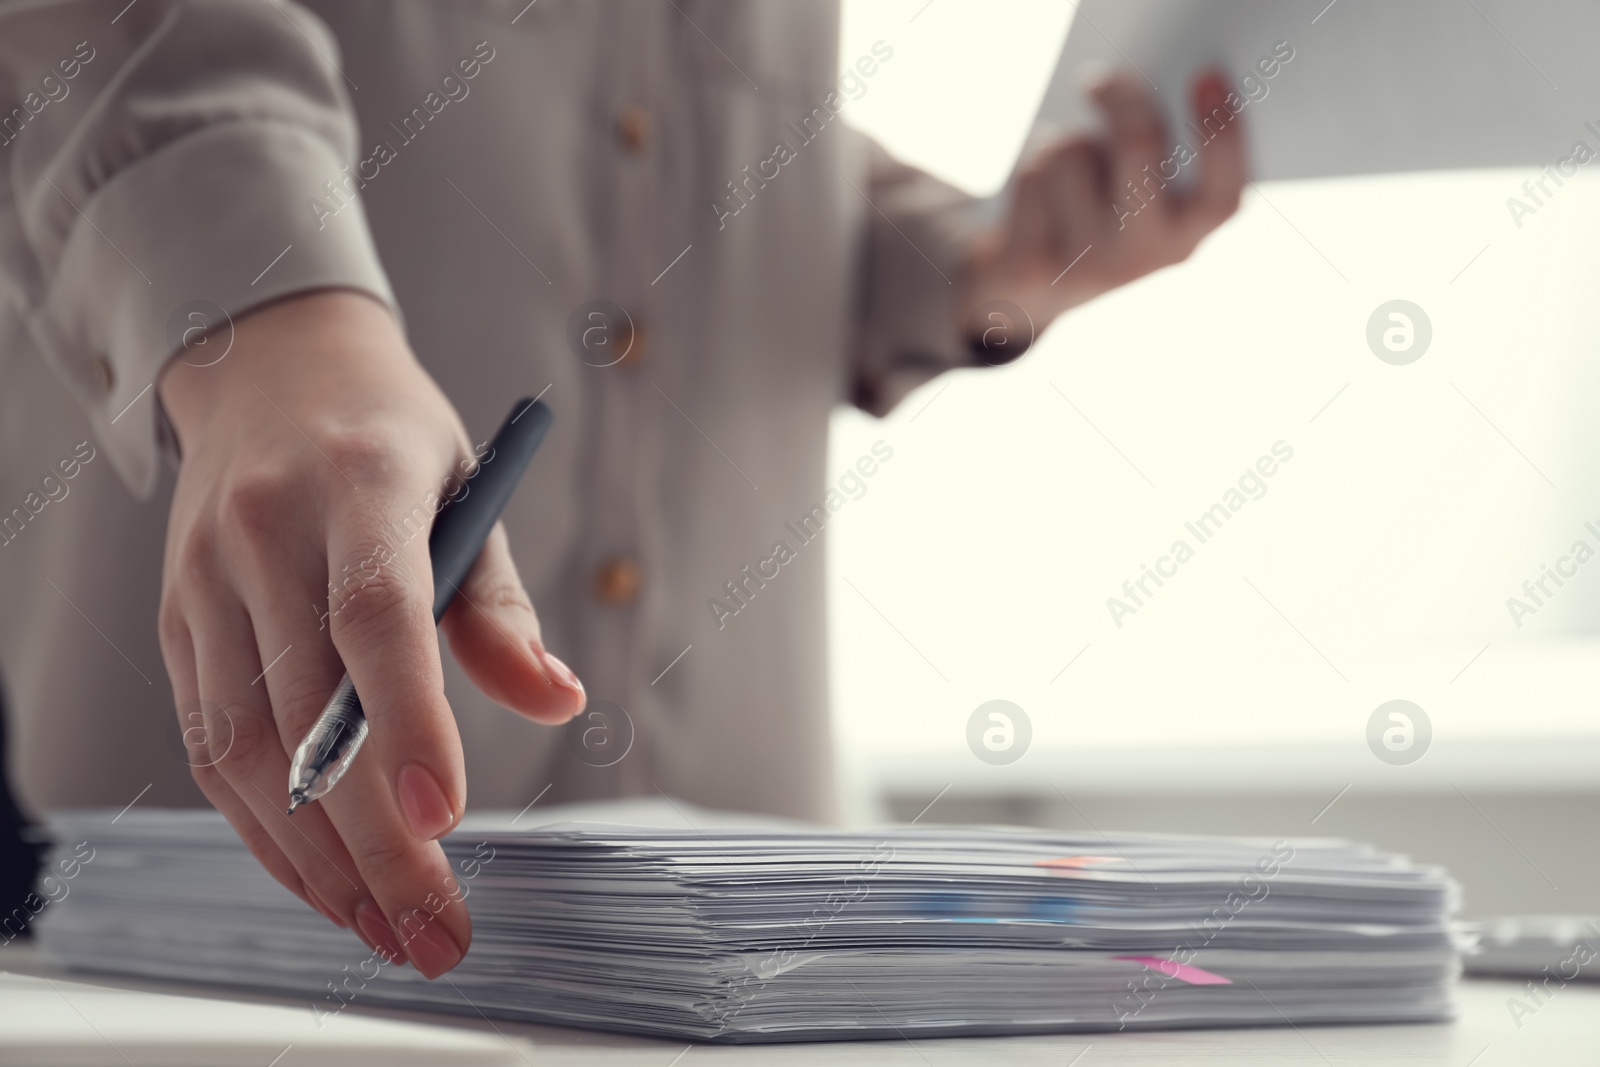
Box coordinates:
[0,0,982,821]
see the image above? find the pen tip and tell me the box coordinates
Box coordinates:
[286,796,303,817]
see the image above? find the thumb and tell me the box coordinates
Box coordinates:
[439,522,585,724]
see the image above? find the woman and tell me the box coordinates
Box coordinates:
[0,0,1244,975]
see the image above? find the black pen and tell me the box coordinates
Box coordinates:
[286,398,554,814]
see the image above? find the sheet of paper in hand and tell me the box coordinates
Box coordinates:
[1030,0,1597,184]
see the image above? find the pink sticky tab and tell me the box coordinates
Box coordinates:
[1112,956,1232,985]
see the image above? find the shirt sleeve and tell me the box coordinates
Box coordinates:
[846,130,989,417]
[0,0,394,497]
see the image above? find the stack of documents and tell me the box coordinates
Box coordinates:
[38,804,1463,1042]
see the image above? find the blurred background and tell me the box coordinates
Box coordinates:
[828,0,1600,916]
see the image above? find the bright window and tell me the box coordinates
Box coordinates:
[832,0,1600,793]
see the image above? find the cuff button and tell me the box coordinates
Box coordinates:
[595,556,642,606]
[615,105,650,154]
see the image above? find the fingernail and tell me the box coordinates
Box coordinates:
[398,908,465,978]
[540,650,585,697]
[397,762,457,841]
[305,885,347,928]
[355,899,406,966]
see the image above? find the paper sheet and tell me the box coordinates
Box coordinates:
[1031,0,1599,181]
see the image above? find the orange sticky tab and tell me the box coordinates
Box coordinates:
[1036,856,1117,869]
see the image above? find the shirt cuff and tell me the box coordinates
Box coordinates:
[850,154,986,417]
[25,119,395,497]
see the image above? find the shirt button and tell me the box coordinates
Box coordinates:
[595,556,642,605]
[92,355,115,395]
[618,319,648,368]
[615,105,650,154]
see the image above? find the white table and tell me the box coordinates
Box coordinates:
[5,947,1593,1065]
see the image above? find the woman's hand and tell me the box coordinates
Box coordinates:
[157,290,585,977]
[958,70,1249,349]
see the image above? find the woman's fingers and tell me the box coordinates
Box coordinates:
[440,522,586,725]
[1092,68,1248,256]
[1040,137,1108,256]
[325,483,466,842]
[305,485,475,976]
[229,488,470,974]
[157,598,324,919]
[200,434,479,977]
[315,746,469,976]
[1181,70,1249,240]
[1093,71,1172,239]
[184,589,377,941]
